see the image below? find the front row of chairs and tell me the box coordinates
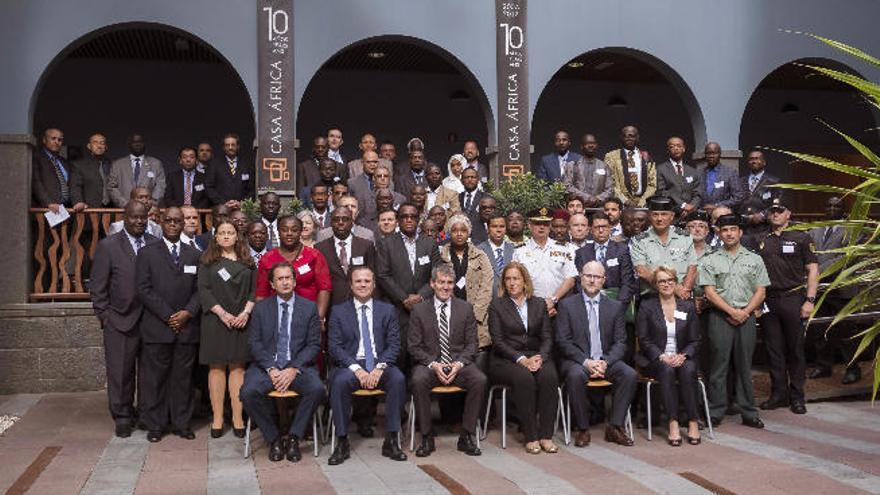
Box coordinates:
[242,376,715,458]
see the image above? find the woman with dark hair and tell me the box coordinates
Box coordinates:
[637,265,701,446]
[198,220,256,438]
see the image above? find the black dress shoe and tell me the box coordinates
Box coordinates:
[147,430,163,443]
[709,417,722,428]
[115,424,133,438]
[808,367,832,379]
[233,427,246,438]
[759,397,789,410]
[286,437,302,462]
[790,401,807,414]
[842,367,862,385]
[457,432,482,456]
[415,435,436,458]
[328,438,351,466]
[742,417,765,429]
[382,435,408,461]
[173,429,196,440]
[210,428,224,439]
[269,439,285,462]
[357,422,375,438]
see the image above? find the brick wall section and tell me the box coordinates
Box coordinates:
[0,303,105,394]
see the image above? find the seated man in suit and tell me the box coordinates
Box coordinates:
[408,264,486,457]
[163,147,210,208]
[556,261,637,447]
[135,207,201,442]
[656,137,702,221]
[536,129,582,182]
[240,262,325,462]
[477,212,514,297]
[327,266,407,465]
[573,212,636,304]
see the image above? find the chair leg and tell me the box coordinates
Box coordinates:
[312,414,319,457]
[554,387,568,445]
[565,392,572,446]
[625,407,634,442]
[500,387,507,449]
[475,419,481,450]
[481,386,495,441]
[698,378,715,440]
[316,405,325,446]
[243,417,252,458]
[409,395,416,453]
[329,409,336,454]
[646,381,653,441]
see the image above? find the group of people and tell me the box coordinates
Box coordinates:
[33,123,859,466]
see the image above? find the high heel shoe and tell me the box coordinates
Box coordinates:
[667,437,682,447]
[686,435,701,445]
[210,427,224,439]
[233,427,246,438]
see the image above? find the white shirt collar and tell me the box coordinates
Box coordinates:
[162,237,179,253]
[434,296,451,310]
[356,298,373,312]
[276,294,295,308]
[130,154,144,161]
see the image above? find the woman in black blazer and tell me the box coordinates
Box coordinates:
[637,266,701,446]
[488,262,559,454]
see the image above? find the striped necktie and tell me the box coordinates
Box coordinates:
[438,302,451,364]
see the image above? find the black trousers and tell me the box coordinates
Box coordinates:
[812,296,859,372]
[103,326,142,426]
[489,357,559,442]
[762,293,807,402]
[646,359,699,422]
[140,342,197,431]
[561,359,637,430]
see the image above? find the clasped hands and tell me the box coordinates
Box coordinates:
[725,307,759,327]
[660,353,687,368]
[167,310,192,332]
[584,358,608,379]
[354,367,385,390]
[269,367,299,392]
[218,309,250,330]
[432,361,463,385]
[518,354,544,373]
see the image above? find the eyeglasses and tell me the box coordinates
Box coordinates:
[399,214,419,219]
[581,274,605,281]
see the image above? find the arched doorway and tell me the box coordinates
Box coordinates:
[32,23,255,173]
[297,36,493,171]
[532,48,706,168]
[739,58,879,212]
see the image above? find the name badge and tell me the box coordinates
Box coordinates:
[480,177,488,183]
[685,176,694,184]
[627,167,638,173]
[674,310,688,321]
[297,264,311,275]
[606,257,619,267]
[147,171,155,178]
[596,168,607,176]
[762,191,771,200]
[194,184,205,192]
[714,181,725,188]
[456,277,466,289]
[184,265,197,274]
[241,173,250,181]
[782,245,795,254]
[586,239,594,244]
[351,256,364,265]
[217,267,231,281]
[418,255,430,266]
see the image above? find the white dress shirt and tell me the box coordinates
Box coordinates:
[335,234,352,264]
[350,298,379,371]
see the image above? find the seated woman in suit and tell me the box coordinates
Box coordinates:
[488,262,559,454]
[636,266,701,446]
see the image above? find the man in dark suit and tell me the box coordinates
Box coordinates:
[70,133,110,209]
[556,261,637,447]
[408,264,486,457]
[469,195,497,245]
[315,207,377,306]
[241,262,325,462]
[348,151,380,224]
[395,150,427,199]
[476,213,514,297]
[458,168,484,219]
[196,142,214,174]
[376,203,441,358]
[205,132,254,209]
[461,139,490,182]
[90,200,157,437]
[698,142,743,215]
[536,130,583,182]
[656,137,702,220]
[306,184,332,229]
[327,266,407,465]
[32,127,72,212]
[296,136,345,197]
[163,147,211,208]
[327,127,347,165]
[135,207,201,442]
[739,149,782,235]
[574,212,636,304]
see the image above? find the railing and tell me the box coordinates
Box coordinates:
[29,208,213,302]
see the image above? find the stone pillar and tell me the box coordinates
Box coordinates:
[0,134,35,304]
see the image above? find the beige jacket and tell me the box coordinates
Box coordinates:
[440,243,494,348]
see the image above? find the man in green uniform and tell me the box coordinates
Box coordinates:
[630,196,697,298]
[699,214,770,429]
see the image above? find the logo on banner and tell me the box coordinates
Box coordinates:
[262,157,290,182]
[502,164,524,179]
[263,6,289,54]
[501,2,520,17]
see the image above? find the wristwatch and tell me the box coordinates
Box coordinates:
[806,296,816,304]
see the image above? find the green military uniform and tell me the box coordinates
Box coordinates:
[698,244,770,422]
[694,244,716,373]
[630,225,696,293]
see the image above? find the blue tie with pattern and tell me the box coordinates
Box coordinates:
[171,243,179,265]
[495,247,504,273]
[276,302,290,368]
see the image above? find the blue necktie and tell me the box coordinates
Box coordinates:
[276,302,290,368]
[596,244,606,264]
[360,304,375,371]
[134,237,144,254]
[495,247,504,273]
[170,243,179,265]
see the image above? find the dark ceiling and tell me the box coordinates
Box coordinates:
[67,27,224,64]
[321,40,459,74]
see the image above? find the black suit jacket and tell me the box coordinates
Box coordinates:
[163,168,211,208]
[32,148,71,207]
[656,160,702,209]
[555,293,627,367]
[636,297,699,363]
[205,155,254,205]
[739,172,782,215]
[408,297,478,366]
[376,233,440,305]
[488,296,552,362]
[459,190,484,218]
[135,240,201,343]
[394,169,422,199]
[315,235,377,305]
[248,295,321,371]
[90,232,158,333]
[70,155,108,207]
[573,241,636,303]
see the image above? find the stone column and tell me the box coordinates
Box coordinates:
[0,134,35,304]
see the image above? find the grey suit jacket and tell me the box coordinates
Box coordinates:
[408,297,478,366]
[564,157,614,204]
[348,157,393,179]
[107,155,166,207]
[656,160,702,209]
[376,233,440,305]
[90,231,158,333]
[555,293,627,367]
[476,240,515,297]
[697,163,743,209]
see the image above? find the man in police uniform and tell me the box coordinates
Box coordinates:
[756,198,818,414]
[511,207,578,317]
[699,214,770,428]
[630,196,697,298]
